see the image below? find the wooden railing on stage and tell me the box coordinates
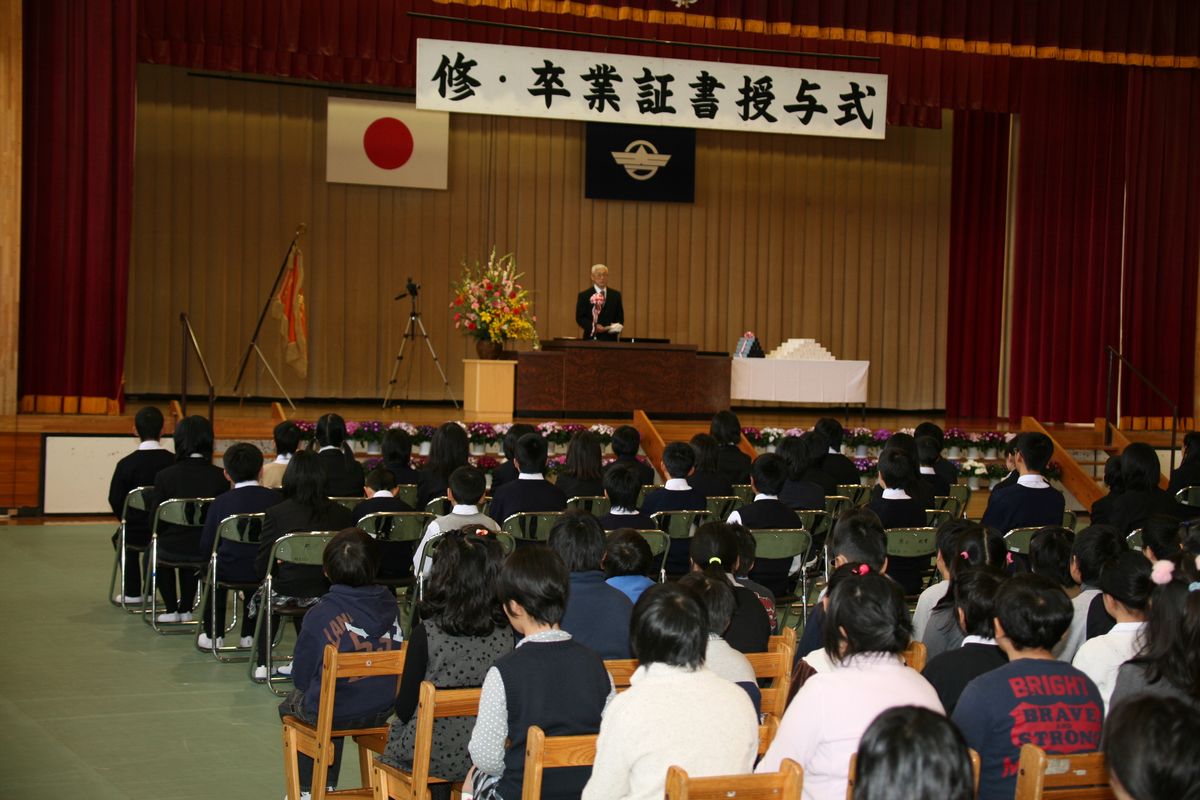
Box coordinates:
[1021,417,1105,510]
[634,410,759,483]
[633,410,667,480]
[1094,418,1169,491]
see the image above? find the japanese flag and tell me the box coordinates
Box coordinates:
[326,98,449,190]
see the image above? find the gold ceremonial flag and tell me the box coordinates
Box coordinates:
[271,242,308,377]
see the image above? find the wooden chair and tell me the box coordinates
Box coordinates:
[665,758,803,800]
[145,496,215,633]
[1013,744,1113,800]
[745,634,795,719]
[195,512,266,661]
[604,658,639,691]
[371,682,482,800]
[108,485,156,612]
[566,495,611,517]
[758,716,780,756]
[1004,526,1043,555]
[846,749,980,799]
[521,725,599,800]
[900,640,928,672]
[280,643,405,800]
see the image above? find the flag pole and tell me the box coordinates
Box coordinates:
[232,224,307,406]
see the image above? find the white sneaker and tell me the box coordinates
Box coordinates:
[238,636,254,649]
[178,612,193,623]
[254,665,268,681]
[156,612,180,623]
[197,633,225,650]
[282,792,312,800]
[113,593,146,604]
[276,662,293,676]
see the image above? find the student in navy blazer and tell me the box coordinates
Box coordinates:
[108,406,176,601]
[548,510,633,659]
[351,467,416,579]
[604,425,656,487]
[640,443,708,516]
[313,413,366,498]
[711,411,752,486]
[487,433,568,525]
[491,423,536,492]
[981,432,1066,535]
[381,428,421,488]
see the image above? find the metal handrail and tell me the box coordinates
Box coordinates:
[1103,345,1178,471]
[180,312,216,423]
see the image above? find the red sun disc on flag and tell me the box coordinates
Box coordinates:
[362,117,414,170]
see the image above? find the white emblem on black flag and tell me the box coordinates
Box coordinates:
[586,123,695,202]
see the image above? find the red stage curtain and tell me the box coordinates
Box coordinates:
[1120,68,1200,417]
[945,110,1010,419]
[1008,61,1127,423]
[20,0,135,413]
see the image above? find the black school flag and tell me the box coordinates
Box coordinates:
[585,122,695,203]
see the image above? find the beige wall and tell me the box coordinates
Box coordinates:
[129,65,952,408]
[0,0,21,415]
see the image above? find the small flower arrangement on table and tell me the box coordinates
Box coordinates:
[977,431,1006,459]
[760,427,786,451]
[589,424,614,448]
[871,429,893,447]
[986,462,1010,488]
[847,427,875,455]
[944,427,972,457]
[959,459,988,489]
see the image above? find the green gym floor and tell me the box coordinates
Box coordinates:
[0,522,354,799]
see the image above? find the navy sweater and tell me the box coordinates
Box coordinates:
[560,571,633,659]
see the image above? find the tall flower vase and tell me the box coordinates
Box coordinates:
[366,442,382,455]
[985,448,999,460]
[475,339,504,360]
[967,447,981,459]
[469,443,485,456]
[967,476,981,490]
[855,445,869,457]
[947,447,962,459]
[418,442,432,456]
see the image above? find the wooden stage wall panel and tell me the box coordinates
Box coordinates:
[0,433,42,509]
[128,66,952,409]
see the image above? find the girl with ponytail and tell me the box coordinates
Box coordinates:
[922,523,1006,659]
[688,522,770,654]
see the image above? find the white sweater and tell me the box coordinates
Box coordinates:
[582,663,759,800]
[1072,621,1146,709]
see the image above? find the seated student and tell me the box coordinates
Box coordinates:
[1088,455,1123,528]
[1028,526,1078,595]
[640,442,707,515]
[678,571,761,709]
[1141,513,1184,562]
[867,448,929,535]
[603,529,656,603]
[814,417,862,486]
[604,424,655,487]
[1101,442,1200,535]
[853,707,975,800]
[980,431,1065,534]
[799,430,840,495]
[417,422,471,507]
[953,574,1104,800]
[261,420,302,490]
[687,433,735,499]
[1167,430,1200,497]
[991,436,1020,493]
[548,510,634,659]
[916,435,953,498]
[921,524,1007,660]
[1072,551,1150,707]
[380,531,512,784]
[774,436,827,511]
[554,430,605,500]
[381,427,420,488]
[913,519,977,640]
[726,453,803,595]
[150,415,230,623]
[730,523,777,630]
[108,406,175,604]
[758,571,942,800]
[490,423,535,492]
[914,421,960,487]
[1110,554,1200,710]
[921,570,1008,714]
[797,508,889,657]
[467,547,613,800]
[788,562,882,698]
[351,467,416,580]
[487,433,567,525]
[868,435,936,510]
[411,466,499,578]
[583,583,759,800]
[196,442,281,651]
[312,413,365,498]
[278,528,402,799]
[1104,695,1200,798]
[710,410,752,486]
[1058,524,1126,661]
[689,522,771,654]
[597,463,657,533]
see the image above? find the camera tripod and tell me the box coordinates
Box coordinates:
[382,280,459,410]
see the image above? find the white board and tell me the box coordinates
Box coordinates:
[42,436,175,515]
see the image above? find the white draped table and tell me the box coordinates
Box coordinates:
[730,358,870,404]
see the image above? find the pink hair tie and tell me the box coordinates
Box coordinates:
[1151,560,1176,585]
[855,564,870,576]
[1006,552,1014,566]
[959,550,970,560]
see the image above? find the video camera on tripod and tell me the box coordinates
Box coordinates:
[382,275,458,410]
[394,277,421,301]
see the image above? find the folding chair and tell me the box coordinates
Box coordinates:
[250,531,337,694]
[1004,527,1043,555]
[931,495,963,519]
[901,640,928,671]
[330,496,362,511]
[749,529,813,624]
[665,759,803,800]
[566,496,611,517]
[651,510,713,577]
[1126,528,1143,550]
[145,497,215,634]
[502,512,565,544]
[837,484,870,507]
[884,528,939,597]
[195,512,265,661]
[706,495,741,521]
[357,511,432,590]
[948,483,972,516]
[1013,744,1113,800]
[796,510,831,546]
[925,508,953,528]
[521,725,599,800]
[732,484,756,505]
[636,484,651,509]
[847,750,980,799]
[371,682,482,800]
[108,485,155,612]
[628,529,669,581]
[280,643,406,800]
[1062,510,1078,531]
[823,495,851,519]
[394,484,418,507]
[1176,485,1200,507]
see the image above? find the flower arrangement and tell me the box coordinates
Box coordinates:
[466,422,496,445]
[562,423,588,439]
[589,423,614,446]
[760,427,786,448]
[415,425,436,444]
[388,421,417,436]
[958,459,988,479]
[986,462,1010,480]
[783,427,806,438]
[546,454,568,474]
[450,248,539,345]
[537,421,570,446]
[847,427,875,448]
[871,429,893,445]
[1044,461,1063,482]
[471,454,501,473]
[353,420,385,445]
[854,457,878,477]
[944,427,972,453]
[741,426,763,447]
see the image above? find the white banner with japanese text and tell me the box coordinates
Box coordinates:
[416,39,887,140]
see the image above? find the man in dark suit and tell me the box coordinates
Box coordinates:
[575,263,624,341]
[108,406,176,603]
[196,443,281,650]
[351,466,416,579]
[487,433,568,525]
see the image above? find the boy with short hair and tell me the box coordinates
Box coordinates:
[605,424,656,487]
[491,423,536,491]
[486,433,567,524]
[278,528,403,799]
[867,448,928,531]
[261,420,302,489]
[603,528,656,603]
[641,442,708,513]
[108,406,175,603]
[597,462,656,532]
[196,442,280,650]
[411,465,500,577]
[981,432,1066,534]
[352,467,416,580]
[952,574,1104,800]
[726,454,802,596]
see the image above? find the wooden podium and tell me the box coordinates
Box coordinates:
[462,358,516,422]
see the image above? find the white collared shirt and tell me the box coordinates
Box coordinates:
[611,506,638,515]
[414,504,486,574]
[233,480,260,489]
[961,635,998,647]
[593,284,607,295]
[725,494,779,527]
[518,473,546,481]
[664,478,692,491]
[919,466,936,475]
[1017,474,1051,489]
[137,440,163,451]
[881,487,912,500]
[828,447,839,455]
[188,453,205,459]
[273,453,292,465]
[318,445,340,453]
[372,489,394,499]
